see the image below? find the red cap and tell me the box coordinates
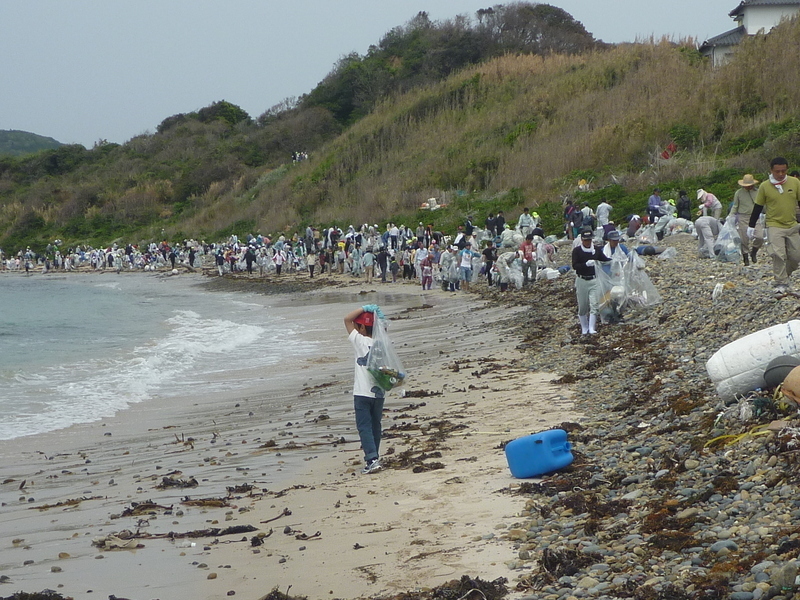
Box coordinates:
[354,311,375,326]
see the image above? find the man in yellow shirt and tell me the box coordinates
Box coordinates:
[749,157,800,293]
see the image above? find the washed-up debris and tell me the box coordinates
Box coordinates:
[225,483,254,495]
[92,533,143,550]
[155,475,198,489]
[172,432,195,447]
[412,462,444,473]
[373,575,508,600]
[180,497,229,508]
[425,419,469,441]
[259,438,348,451]
[299,381,336,397]
[29,495,103,511]
[119,501,172,517]
[258,587,307,600]
[260,507,292,524]
[250,529,274,546]
[269,485,308,498]
[536,547,602,581]
[123,524,258,540]
[401,389,440,398]
[0,592,74,600]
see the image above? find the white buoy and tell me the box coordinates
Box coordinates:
[706,320,800,399]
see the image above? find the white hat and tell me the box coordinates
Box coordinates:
[697,189,706,200]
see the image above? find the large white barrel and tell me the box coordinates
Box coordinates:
[706,320,800,400]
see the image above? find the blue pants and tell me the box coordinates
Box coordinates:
[354,395,384,462]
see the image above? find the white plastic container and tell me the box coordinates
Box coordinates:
[706,320,800,400]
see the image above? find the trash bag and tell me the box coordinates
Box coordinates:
[366,319,406,391]
[636,224,657,245]
[596,252,627,323]
[714,216,741,263]
[509,258,524,289]
[536,267,561,280]
[471,255,482,281]
[535,242,554,267]
[623,251,662,307]
[657,247,678,260]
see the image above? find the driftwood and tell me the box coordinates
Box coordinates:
[130,524,258,540]
[260,507,292,523]
[180,496,230,507]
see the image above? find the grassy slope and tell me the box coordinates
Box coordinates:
[2,19,800,251]
[209,19,800,237]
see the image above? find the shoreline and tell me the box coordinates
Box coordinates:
[0,273,580,599]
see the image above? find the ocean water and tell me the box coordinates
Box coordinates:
[0,274,317,440]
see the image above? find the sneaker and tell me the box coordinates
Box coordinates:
[774,284,788,294]
[361,459,382,474]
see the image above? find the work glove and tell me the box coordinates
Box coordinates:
[585,260,595,267]
[746,227,755,239]
[361,304,385,320]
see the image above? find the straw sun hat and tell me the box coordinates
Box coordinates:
[738,174,759,187]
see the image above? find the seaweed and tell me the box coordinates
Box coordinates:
[372,574,508,600]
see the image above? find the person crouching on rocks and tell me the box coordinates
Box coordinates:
[572,230,610,335]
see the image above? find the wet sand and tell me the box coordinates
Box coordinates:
[0,274,581,599]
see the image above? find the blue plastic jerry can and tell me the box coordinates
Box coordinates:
[504,429,573,478]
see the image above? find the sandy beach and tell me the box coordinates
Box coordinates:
[0,272,580,600]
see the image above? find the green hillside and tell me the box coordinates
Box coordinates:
[0,130,62,157]
[1,5,799,253]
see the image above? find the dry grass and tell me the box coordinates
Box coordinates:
[35,21,800,242]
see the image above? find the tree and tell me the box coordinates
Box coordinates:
[475,2,597,55]
[197,101,251,127]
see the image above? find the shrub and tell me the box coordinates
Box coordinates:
[668,124,701,149]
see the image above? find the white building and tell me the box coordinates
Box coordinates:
[700,0,800,67]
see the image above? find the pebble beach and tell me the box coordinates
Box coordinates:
[2,232,800,600]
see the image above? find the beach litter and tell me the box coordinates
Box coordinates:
[0,593,73,600]
[155,474,198,489]
[180,496,230,507]
[91,533,143,550]
[99,524,260,545]
[29,495,103,511]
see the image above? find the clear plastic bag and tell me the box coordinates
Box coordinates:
[714,216,741,263]
[636,224,657,245]
[657,247,678,260]
[596,252,627,322]
[623,252,662,307]
[366,319,406,391]
[509,258,524,289]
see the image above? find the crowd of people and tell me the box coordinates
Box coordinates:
[3,156,798,329]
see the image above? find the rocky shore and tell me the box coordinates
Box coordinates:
[478,233,800,600]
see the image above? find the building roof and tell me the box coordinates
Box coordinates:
[700,25,746,50]
[730,0,800,18]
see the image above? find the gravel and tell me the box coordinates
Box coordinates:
[480,233,800,600]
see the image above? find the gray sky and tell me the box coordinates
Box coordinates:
[0,1,739,148]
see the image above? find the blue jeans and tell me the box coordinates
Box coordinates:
[354,395,384,462]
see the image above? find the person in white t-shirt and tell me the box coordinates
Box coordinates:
[344,306,385,474]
